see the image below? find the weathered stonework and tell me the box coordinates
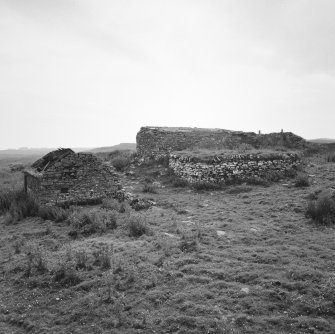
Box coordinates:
[169,152,301,184]
[24,150,120,206]
[136,126,306,157]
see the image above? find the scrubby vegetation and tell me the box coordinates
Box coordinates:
[163,170,189,188]
[1,150,335,333]
[295,173,310,187]
[326,152,335,163]
[192,181,224,191]
[38,205,71,222]
[142,183,158,194]
[67,208,118,236]
[101,150,135,171]
[306,192,335,225]
[1,189,39,224]
[0,188,73,224]
[126,213,150,237]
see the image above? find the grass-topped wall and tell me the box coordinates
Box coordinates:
[136,126,306,157]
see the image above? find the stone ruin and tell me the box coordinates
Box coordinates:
[24,149,120,206]
[136,126,306,157]
[136,126,305,184]
[169,151,301,184]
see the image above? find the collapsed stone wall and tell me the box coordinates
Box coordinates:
[169,152,301,184]
[26,153,120,206]
[136,126,306,157]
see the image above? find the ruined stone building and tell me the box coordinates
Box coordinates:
[136,126,305,184]
[23,149,119,206]
[136,126,306,157]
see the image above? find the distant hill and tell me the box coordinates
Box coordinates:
[308,138,335,144]
[0,148,55,156]
[86,143,136,153]
[0,144,136,158]
[0,147,90,157]
[0,145,136,167]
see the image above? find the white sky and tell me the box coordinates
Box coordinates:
[0,0,334,149]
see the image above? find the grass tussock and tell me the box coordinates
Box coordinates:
[0,188,73,224]
[67,208,117,236]
[321,275,335,304]
[93,244,112,270]
[25,243,48,276]
[284,167,298,178]
[226,185,253,194]
[294,173,310,187]
[38,205,71,222]
[245,176,271,187]
[112,156,132,171]
[192,181,225,191]
[105,150,135,171]
[179,239,198,252]
[0,189,18,213]
[326,152,335,163]
[1,189,39,224]
[161,169,189,188]
[101,198,119,211]
[172,177,189,187]
[53,262,82,287]
[101,198,129,213]
[126,213,149,237]
[306,192,335,225]
[142,183,157,194]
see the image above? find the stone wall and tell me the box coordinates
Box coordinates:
[136,126,306,157]
[25,153,120,206]
[169,152,301,184]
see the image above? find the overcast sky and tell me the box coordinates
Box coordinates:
[0,0,334,149]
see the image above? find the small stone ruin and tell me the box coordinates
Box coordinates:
[23,148,120,206]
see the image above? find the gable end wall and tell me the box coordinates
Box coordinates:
[27,153,119,206]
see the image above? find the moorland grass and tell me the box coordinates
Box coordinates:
[126,213,149,237]
[306,193,335,225]
[295,173,310,187]
[103,150,135,171]
[326,152,335,163]
[1,152,335,333]
[38,205,71,222]
[0,189,39,224]
[0,188,74,224]
[67,208,118,236]
[142,183,158,194]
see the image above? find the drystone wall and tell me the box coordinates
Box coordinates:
[136,127,306,157]
[169,152,301,184]
[25,153,120,206]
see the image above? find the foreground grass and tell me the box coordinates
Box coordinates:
[0,156,335,333]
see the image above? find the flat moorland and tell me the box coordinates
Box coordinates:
[0,152,335,333]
